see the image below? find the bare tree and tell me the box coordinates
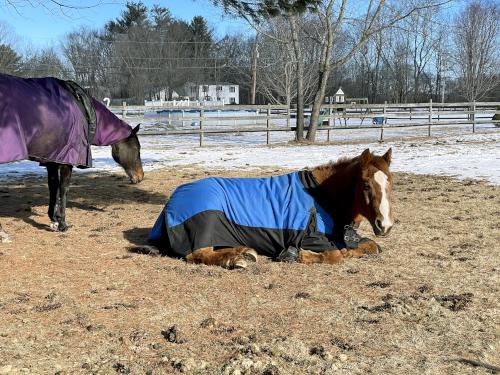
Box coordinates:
[408,8,439,102]
[306,0,451,141]
[453,1,499,101]
[214,0,452,141]
[62,27,115,97]
[2,1,109,13]
[216,34,254,103]
[256,17,318,106]
[211,1,323,140]
[378,24,412,103]
[0,21,18,46]
[345,2,452,104]
[255,23,295,105]
[22,46,67,77]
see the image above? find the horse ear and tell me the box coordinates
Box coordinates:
[382,148,392,166]
[132,124,140,134]
[359,148,372,166]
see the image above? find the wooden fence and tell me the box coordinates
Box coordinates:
[110,101,500,146]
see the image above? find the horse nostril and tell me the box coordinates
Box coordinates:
[375,219,383,232]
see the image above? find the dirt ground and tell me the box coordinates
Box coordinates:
[0,165,498,375]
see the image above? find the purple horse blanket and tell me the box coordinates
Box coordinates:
[0,74,132,168]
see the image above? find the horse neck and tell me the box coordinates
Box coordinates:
[311,160,360,226]
[91,102,132,146]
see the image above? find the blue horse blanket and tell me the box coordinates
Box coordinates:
[150,171,337,257]
[0,73,132,168]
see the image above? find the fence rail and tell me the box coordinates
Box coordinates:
[109,101,500,146]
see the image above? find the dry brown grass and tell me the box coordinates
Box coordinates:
[0,166,499,374]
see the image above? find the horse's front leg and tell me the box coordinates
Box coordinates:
[298,240,381,265]
[55,165,73,232]
[298,249,344,264]
[186,246,258,269]
[342,239,381,258]
[46,163,60,230]
[46,163,73,231]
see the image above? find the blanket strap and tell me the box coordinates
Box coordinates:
[57,79,97,168]
[59,80,97,144]
[343,222,361,248]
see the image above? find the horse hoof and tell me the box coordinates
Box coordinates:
[228,256,248,269]
[57,224,68,232]
[242,248,258,262]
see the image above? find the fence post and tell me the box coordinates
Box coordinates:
[199,108,204,147]
[327,106,332,142]
[472,101,476,133]
[428,99,433,137]
[286,105,291,130]
[122,101,127,119]
[380,101,387,142]
[266,103,271,145]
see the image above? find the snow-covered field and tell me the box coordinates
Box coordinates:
[1,119,499,185]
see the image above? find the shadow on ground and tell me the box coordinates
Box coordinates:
[0,170,168,230]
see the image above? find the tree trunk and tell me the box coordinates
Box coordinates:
[250,37,258,104]
[307,67,330,141]
[289,15,305,141]
[306,2,334,142]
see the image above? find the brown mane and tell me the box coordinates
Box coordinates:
[310,153,391,185]
[309,156,358,185]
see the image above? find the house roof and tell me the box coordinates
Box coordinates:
[185,82,238,86]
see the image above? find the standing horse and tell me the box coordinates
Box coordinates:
[149,148,393,268]
[0,74,144,241]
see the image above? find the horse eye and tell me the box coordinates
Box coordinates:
[363,182,371,191]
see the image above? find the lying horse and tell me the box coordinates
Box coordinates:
[149,148,393,268]
[0,73,144,241]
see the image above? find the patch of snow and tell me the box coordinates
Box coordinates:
[1,125,499,186]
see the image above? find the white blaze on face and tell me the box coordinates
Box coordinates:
[374,170,393,229]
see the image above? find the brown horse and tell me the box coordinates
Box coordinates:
[149,148,393,268]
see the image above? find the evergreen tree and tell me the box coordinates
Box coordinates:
[0,44,22,75]
[106,1,150,34]
[212,0,320,20]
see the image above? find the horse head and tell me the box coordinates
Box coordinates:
[353,148,394,236]
[111,124,144,184]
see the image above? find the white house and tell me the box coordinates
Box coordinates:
[334,88,345,104]
[185,82,239,104]
[144,83,240,106]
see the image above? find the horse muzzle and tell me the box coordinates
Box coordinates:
[373,218,393,237]
[129,168,144,184]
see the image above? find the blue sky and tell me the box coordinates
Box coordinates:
[0,0,251,50]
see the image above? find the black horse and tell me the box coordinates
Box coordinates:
[0,74,144,241]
